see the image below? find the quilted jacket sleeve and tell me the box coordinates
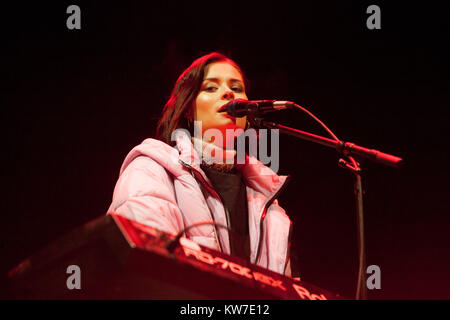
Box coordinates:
[107,155,185,236]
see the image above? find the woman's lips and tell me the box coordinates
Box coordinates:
[218,103,237,118]
[220,113,235,119]
[218,105,227,112]
[218,109,235,119]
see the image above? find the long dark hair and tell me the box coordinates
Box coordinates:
[156,52,249,145]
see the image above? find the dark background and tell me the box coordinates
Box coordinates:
[1,1,449,299]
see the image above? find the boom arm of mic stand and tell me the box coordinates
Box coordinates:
[254,119,404,168]
[252,117,404,300]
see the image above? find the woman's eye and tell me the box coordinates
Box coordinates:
[203,85,243,93]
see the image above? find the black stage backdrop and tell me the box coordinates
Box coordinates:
[1,1,449,300]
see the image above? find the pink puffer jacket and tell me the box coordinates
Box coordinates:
[107,131,293,276]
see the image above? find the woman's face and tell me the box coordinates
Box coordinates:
[194,62,248,147]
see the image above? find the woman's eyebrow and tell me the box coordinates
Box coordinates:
[204,77,243,83]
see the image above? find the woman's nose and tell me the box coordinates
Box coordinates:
[222,88,235,100]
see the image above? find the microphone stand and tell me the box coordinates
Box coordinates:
[248,114,403,300]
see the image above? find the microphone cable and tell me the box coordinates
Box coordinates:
[292,102,366,300]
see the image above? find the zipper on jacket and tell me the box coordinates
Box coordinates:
[254,175,291,267]
[180,158,292,272]
[179,160,228,253]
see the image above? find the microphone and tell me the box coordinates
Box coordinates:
[220,99,295,117]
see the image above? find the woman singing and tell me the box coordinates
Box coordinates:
[107,52,295,277]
